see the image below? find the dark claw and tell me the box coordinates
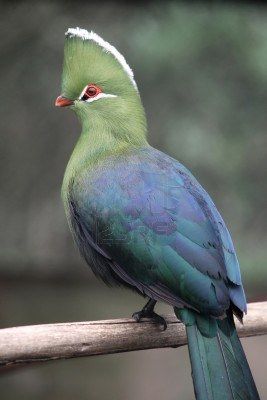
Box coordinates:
[132,310,167,330]
[132,311,143,322]
[152,313,168,331]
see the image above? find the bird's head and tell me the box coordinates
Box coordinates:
[56,28,147,143]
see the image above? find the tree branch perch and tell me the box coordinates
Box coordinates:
[0,301,266,370]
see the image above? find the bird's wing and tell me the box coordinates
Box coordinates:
[72,147,246,315]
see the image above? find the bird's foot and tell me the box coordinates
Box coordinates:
[132,310,167,331]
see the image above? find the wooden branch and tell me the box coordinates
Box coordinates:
[0,302,266,370]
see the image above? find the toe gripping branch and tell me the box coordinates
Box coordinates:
[132,299,167,330]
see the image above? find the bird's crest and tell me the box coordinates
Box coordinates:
[66,28,137,89]
[61,27,138,101]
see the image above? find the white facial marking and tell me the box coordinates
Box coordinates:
[66,27,138,90]
[78,90,117,103]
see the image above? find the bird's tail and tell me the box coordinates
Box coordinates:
[174,308,260,400]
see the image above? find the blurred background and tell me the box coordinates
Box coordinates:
[1,1,267,399]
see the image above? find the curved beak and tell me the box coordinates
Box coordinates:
[55,95,74,107]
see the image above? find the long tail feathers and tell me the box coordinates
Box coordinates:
[174,308,260,400]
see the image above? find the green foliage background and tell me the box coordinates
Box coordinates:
[0,2,266,399]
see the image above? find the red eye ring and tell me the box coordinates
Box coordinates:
[80,84,102,101]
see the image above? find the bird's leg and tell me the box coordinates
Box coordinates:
[132,298,167,330]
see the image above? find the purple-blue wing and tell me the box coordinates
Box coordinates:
[70,146,246,316]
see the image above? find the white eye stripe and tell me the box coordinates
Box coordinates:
[79,92,117,103]
[79,85,88,99]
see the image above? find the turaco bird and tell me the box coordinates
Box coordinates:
[56,27,260,400]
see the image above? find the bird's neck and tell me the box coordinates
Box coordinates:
[62,106,148,197]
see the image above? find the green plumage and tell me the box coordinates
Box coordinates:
[176,308,259,400]
[57,28,260,400]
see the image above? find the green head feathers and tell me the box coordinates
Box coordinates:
[57,27,147,146]
[62,28,137,99]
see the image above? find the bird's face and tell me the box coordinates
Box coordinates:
[55,82,117,108]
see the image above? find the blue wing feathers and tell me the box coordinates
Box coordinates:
[69,146,246,316]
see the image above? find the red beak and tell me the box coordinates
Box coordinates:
[55,95,74,107]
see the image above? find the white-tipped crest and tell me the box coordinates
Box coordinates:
[66,27,137,90]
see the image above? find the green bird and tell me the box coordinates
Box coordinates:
[56,27,260,400]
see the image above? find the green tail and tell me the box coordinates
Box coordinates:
[174,308,260,400]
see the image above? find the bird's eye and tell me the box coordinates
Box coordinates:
[80,84,101,101]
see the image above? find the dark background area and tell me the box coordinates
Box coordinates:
[0,1,266,399]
